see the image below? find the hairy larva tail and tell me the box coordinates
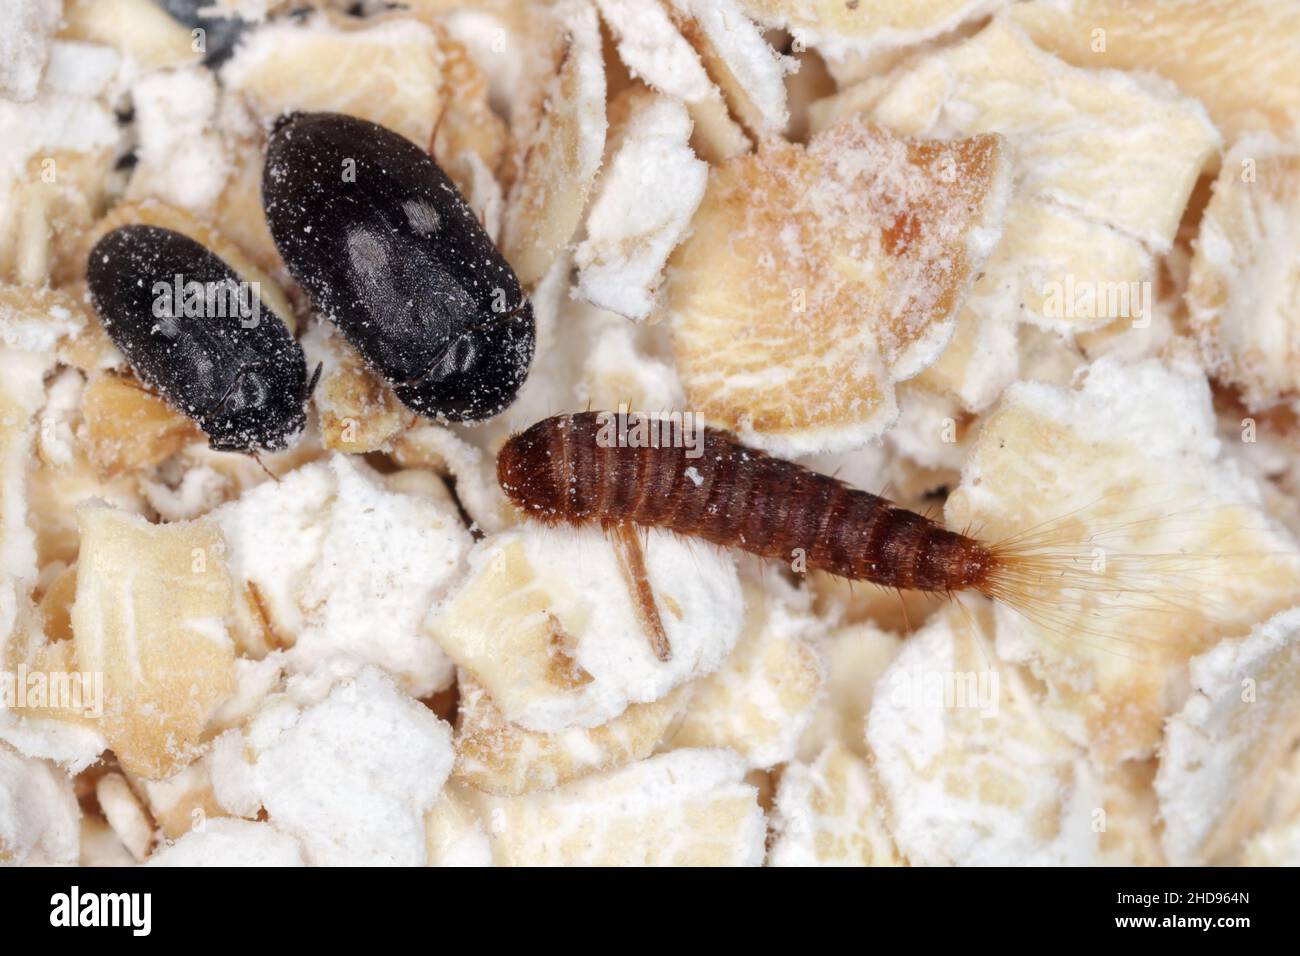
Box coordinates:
[970,497,1296,655]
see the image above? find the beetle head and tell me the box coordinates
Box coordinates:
[396,301,536,422]
[203,363,308,453]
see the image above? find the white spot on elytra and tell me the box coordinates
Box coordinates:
[402,198,441,236]
[346,228,388,280]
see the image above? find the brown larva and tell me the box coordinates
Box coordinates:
[497,411,1246,661]
[497,411,1015,662]
[498,410,1000,591]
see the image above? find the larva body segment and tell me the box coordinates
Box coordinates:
[497,412,995,594]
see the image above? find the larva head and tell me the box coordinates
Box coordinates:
[497,417,566,523]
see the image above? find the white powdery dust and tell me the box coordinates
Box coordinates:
[147,819,306,867]
[577,94,708,320]
[594,0,713,103]
[476,749,766,865]
[33,367,81,470]
[0,76,121,247]
[952,356,1209,527]
[0,745,81,865]
[0,0,61,102]
[212,455,472,696]
[866,610,1104,865]
[0,300,84,353]
[799,128,984,366]
[127,67,231,215]
[666,0,793,133]
[1157,607,1300,865]
[209,667,453,866]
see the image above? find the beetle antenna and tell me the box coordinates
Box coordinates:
[251,452,280,484]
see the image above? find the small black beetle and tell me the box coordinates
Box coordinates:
[263,112,535,423]
[87,224,313,453]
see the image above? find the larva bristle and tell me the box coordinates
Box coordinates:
[971,496,1297,656]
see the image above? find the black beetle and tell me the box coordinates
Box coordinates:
[263,111,535,423]
[86,224,314,453]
